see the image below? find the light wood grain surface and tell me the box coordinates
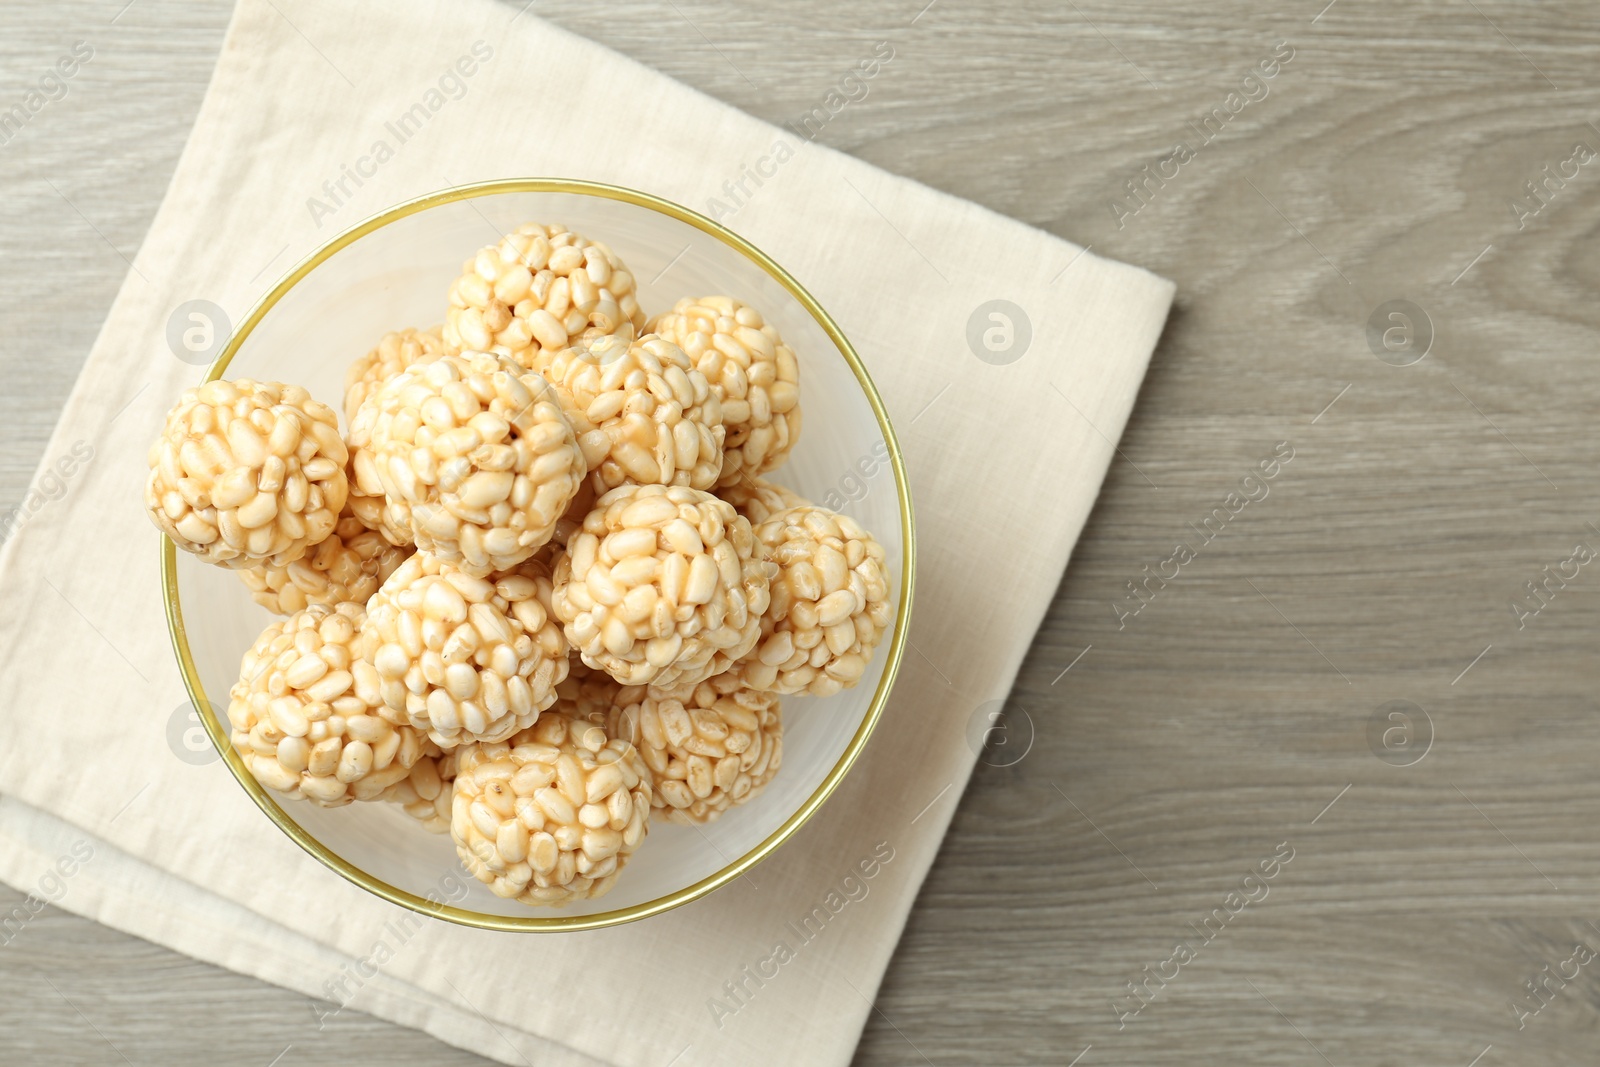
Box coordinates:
[4,0,1599,1064]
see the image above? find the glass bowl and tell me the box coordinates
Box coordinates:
[161,179,914,931]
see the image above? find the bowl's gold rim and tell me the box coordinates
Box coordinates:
[160,177,916,932]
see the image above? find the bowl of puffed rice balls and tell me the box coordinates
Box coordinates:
[153,179,913,930]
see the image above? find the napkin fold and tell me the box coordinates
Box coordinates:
[0,1,1173,1064]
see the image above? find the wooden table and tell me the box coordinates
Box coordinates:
[4,0,1597,1063]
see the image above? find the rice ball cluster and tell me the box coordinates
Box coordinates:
[542,334,725,493]
[363,553,570,748]
[444,223,645,370]
[227,603,431,805]
[146,379,348,568]
[349,351,585,576]
[451,711,653,905]
[551,484,775,689]
[145,218,902,910]
[649,296,801,487]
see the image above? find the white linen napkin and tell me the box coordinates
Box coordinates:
[0,1,1173,1063]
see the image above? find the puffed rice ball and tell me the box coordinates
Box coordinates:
[236,510,413,615]
[350,351,586,576]
[648,296,800,486]
[542,334,725,492]
[729,505,891,697]
[228,603,432,805]
[469,464,592,578]
[364,552,570,748]
[612,673,782,824]
[552,484,776,689]
[385,749,455,833]
[451,711,652,906]
[345,453,413,548]
[555,662,646,724]
[718,475,810,526]
[343,326,451,425]
[444,222,645,371]
[146,379,349,568]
